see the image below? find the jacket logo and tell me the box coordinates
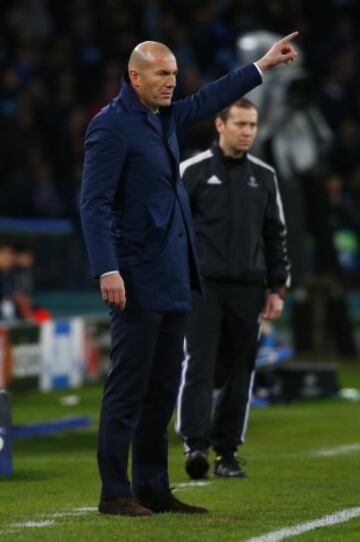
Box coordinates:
[248,176,259,188]
[206,175,222,185]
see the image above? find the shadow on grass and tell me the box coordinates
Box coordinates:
[13,430,97,456]
[12,422,185,453]
[1,470,52,482]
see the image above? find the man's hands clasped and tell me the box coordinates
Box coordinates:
[100,272,126,311]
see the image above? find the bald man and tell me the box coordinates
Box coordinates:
[81,36,297,516]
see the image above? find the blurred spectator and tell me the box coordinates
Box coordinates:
[0,244,15,320]
[12,243,34,319]
[268,77,357,358]
[7,0,53,42]
[326,173,360,277]
[317,48,356,131]
[334,119,360,177]
[0,242,52,322]
[31,158,64,217]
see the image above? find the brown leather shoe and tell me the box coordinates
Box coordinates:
[138,490,208,514]
[98,497,153,516]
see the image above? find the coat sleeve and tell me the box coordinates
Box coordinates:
[173,64,262,127]
[263,171,291,289]
[80,124,127,278]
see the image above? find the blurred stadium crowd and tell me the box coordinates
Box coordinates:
[0,241,52,321]
[0,0,359,295]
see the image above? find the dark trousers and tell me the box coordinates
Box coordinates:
[98,309,187,499]
[176,281,265,455]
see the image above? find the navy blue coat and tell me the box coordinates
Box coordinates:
[80,64,262,310]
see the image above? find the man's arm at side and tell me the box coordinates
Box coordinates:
[263,169,289,322]
[80,123,126,277]
[263,170,291,297]
[80,123,127,309]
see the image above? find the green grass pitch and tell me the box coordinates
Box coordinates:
[1,364,360,541]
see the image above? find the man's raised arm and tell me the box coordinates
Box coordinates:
[174,31,299,127]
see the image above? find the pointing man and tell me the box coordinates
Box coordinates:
[81,35,297,516]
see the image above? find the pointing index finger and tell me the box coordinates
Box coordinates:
[279,31,299,44]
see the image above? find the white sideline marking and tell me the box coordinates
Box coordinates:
[36,506,97,519]
[48,511,90,518]
[11,520,55,528]
[1,507,96,535]
[246,507,360,542]
[313,444,360,457]
[174,481,211,489]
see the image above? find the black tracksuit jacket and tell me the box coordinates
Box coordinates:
[180,142,290,291]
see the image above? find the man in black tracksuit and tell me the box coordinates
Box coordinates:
[176,98,290,479]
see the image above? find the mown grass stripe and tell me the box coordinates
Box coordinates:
[246,507,360,542]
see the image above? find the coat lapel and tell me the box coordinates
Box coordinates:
[146,112,163,137]
[160,109,179,179]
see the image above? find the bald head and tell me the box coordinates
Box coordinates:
[128,41,178,111]
[128,41,175,72]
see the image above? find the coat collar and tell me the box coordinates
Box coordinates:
[118,74,164,137]
[118,73,150,113]
[211,140,247,165]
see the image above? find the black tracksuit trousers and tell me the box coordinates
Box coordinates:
[176,280,265,455]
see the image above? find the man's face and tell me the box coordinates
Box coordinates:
[130,54,178,110]
[216,106,258,156]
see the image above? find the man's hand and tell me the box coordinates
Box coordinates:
[100,272,126,311]
[262,293,284,321]
[256,31,299,72]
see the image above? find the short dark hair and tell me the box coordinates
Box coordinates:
[216,98,257,122]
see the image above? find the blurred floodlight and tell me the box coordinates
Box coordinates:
[240,36,258,50]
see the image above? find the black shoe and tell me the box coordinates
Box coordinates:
[138,489,208,514]
[185,450,209,480]
[214,453,248,478]
[98,497,153,516]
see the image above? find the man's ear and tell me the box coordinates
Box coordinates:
[215,117,224,135]
[129,69,140,88]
